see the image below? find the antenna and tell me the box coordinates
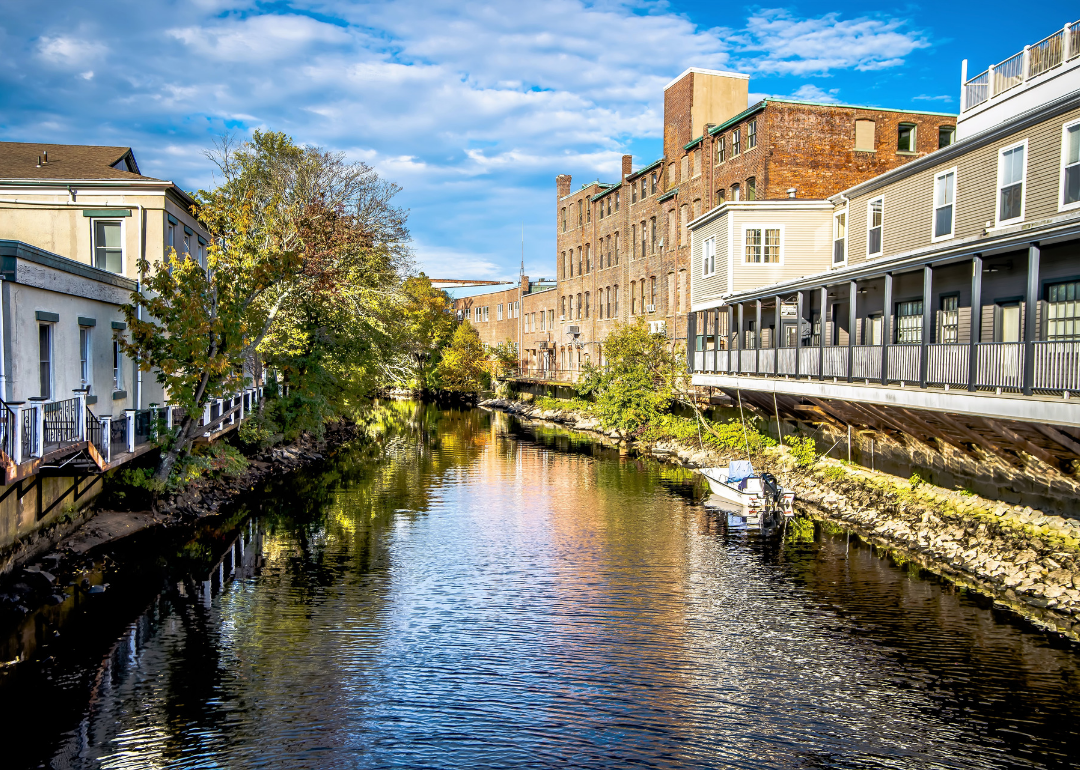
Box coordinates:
[520,222,524,279]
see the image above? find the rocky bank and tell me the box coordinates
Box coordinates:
[481,396,1080,640]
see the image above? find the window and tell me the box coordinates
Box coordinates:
[745,227,781,264]
[586,202,591,224]
[855,119,875,151]
[833,211,846,263]
[650,277,657,310]
[524,313,529,332]
[607,197,612,216]
[1063,122,1080,209]
[998,141,1026,223]
[1047,281,1080,340]
[484,306,489,322]
[640,282,646,313]
[896,300,923,344]
[632,184,637,204]
[631,281,636,314]
[939,295,959,343]
[615,192,619,212]
[897,123,916,152]
[867,198,883,256]
[585,243,591,273]
[93,220,123,273]
[731,184,740,202]
[80,326,92,389]
[38,323,52,399]
[641,178,647,199]
[693,149,701,177]
[939,126,955,148]
[614,232,620,264]
[649,217,656,254]
[113,338,123,391]
[614,285,619,316]
[166,217,177,255]
[561,208,567,232]
[561,252,566,278]
[650,173,656,194]
[577,200,583,226]
[717,136,726,164]
[933,169,956,240]
[577,293,582,319]
[746,177,756,201]
[561,296,566,318]
[732,128,741,156]
[747,119,757,150]
[499,303,505,321]
[548,310,554,329]
[702,236,716,276]
[715,188,726,207]
[640,220,646,259]
[577,247,583,276]
[630,225,636,261]
[599,199,605,219]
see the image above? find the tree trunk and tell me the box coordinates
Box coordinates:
[154,415,195,484]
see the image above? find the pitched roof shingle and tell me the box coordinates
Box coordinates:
[0,142,163,181]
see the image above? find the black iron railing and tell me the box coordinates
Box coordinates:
[43,397,80,447]
[134,409,152,444]
[111,415,127,451]
[0,400,15,461]
[22,406,35,459]
[87,407,104,457]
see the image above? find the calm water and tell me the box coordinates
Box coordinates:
[3,401,1080,769]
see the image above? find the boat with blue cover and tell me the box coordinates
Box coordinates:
[699,460,795,519]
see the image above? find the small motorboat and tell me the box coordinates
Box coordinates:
[699,461,795,520]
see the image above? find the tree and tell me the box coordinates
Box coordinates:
[487,340,518,380]
[382,274,458,390]
[436,322,490,393]
[577,320,686,436]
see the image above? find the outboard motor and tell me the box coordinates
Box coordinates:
[760,473,781,505]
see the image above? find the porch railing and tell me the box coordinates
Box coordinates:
[887,345,920,383]
[22,407,36,461]
[823,347,847,378]
[797,348,820,378]
[1033,341,1080,393]
[110,415,128,452]
[852,346,881,380]
[43,397,80,448]
[976,342,1024,391]
[739,349,756,374]
[0,400,15,461]
[777,348,796,375]
[87,408,105,458]
[928,343,969,387]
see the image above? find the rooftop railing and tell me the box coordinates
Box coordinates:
[962,20,1080,112]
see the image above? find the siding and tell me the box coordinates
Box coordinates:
[731,209,831,292]
[690,210,729,307]
[843,105,1080,266]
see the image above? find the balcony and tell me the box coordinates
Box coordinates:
[959,19,1080,138]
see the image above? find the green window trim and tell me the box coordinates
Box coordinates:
[35,311,59,322]
[111,321,127,330]
[82,209,132,218]
[197,235,207,246]
[78,316,97,327]
[183,225,194,236]
[112,390,128,400]
[85,395,98,405]
[167,213,179,225]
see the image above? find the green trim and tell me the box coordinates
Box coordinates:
[82,209,131,218]
[683,136,703,151]
[85,395,98,405]
[77,316,96,326]
[625,158,664,182]
[112,390,127,400]
[183,225,193,236]
[766,97,955,118]
[35,311,59,323]
[708,101,768,136]
[197,235,207,246]
[657,188,677,202]
[589,184,620,202]
[111,321,127,330]
[167,213,178,226]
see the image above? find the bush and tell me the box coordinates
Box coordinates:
[909,472,924,490]
[172,443,250,489]
[238,413,277,449]
[785,435,817,468]
[822,465,846,482]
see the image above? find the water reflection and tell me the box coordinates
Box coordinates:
[2,400,1079,769]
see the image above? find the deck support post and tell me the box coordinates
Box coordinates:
[755,299,763,373]
[969,255,982,392]
[736,303,744,372]
[1023,242,1040,396]
[795,291,804,378]
[774,294,782,375]
[881,273,893,386]
[847,281,857,383]
[819,286,827,380]
[921,264,933,388]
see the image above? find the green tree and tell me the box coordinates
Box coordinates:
[437,322,490,393]
[487,339,518,380]
[382,274,457,390]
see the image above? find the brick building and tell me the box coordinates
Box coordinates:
[551,68,956,374]
[452,277,559,373]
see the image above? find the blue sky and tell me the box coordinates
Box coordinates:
[0,1,1073,291]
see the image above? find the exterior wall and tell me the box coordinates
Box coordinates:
[0,474,104,572]
[453,283,522,349]
[840,105,1080,268]
[0,187,208,281]
[520,288,558,370]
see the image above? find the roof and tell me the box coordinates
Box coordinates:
[664,67,749,90]
[626,158,663,182]
[0,142,161,181]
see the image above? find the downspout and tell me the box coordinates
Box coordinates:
[135,203,144,410]
[0,275,6,401]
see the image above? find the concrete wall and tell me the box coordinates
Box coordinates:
[0,473,103,574]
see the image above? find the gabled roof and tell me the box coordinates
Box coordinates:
[626,158,663,181]
[0,142,161,181]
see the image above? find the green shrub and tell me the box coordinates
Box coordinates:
[171,443,250,489]
[785,435,818,468]
[786,516,816,543]
[909,472,924,490]
[238,413,277,450]
[822,465,846,482]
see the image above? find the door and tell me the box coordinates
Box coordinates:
[868,315,883,346]
[1000,304,1021,343]
[782,322,799,347]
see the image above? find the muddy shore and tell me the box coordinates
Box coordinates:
[0,420,359,622]
[481,396,1080,640]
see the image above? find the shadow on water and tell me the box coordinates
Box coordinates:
[1,400,1079,769]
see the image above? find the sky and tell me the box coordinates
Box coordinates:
[0,1,1074,293]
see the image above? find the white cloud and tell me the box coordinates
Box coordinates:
[913,94,954,102]
[3,1,941,278]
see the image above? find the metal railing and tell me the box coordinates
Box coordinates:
[43,397,80,447]
[887,345,921,383]
[716,350,730,372]
[110,415,128,451]
[823,347,848,378]
[927,343,969,387]
[1029,28,1065,78]
[964,20,1080,111]
[1033,341,1080,393]
[976,342,1024,391]
[993,51,1025,96]
[0,400,15,461]
[86,408,104,457]
[964,70,990,110]
[852,346,882,380]
[797,348,820,378]
[22,407,36,461]
[134,409,153,445]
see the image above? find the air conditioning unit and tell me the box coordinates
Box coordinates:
[567,325,580,335]
[559,315,566,321]
[646,304,655,313]
[648,320,668,335]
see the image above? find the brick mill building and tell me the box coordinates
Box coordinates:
[456,67,956,378]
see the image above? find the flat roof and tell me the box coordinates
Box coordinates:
[664,67,750,90]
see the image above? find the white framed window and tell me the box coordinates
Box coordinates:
[497,303,503,321]
[702,236,716,277]
[743,224,784,264]
[932,167,956,241]
[867,197,884,256]
[897,123,917,153]
[79,326,93,390]
[833,211,847,264]
[747,119,757,150]
[732,128,741,156]
[92,219,124,273]
[996,140,1027,225]
[716,136,726,164]
[38,323,53,400]
[113,338,123,391]
[1060,120,1080,211]
[483,306,489,322]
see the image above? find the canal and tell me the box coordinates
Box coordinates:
[3,400,1080,769]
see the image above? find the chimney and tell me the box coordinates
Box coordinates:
[622,154,633,180]
[521,275,530,293]
[556,174,572,198]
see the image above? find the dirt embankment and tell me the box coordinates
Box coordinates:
[0,421,359,619]
[482,397,1080,639]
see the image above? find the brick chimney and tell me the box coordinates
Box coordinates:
[622,154,633,180]
[556,174,571,198]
